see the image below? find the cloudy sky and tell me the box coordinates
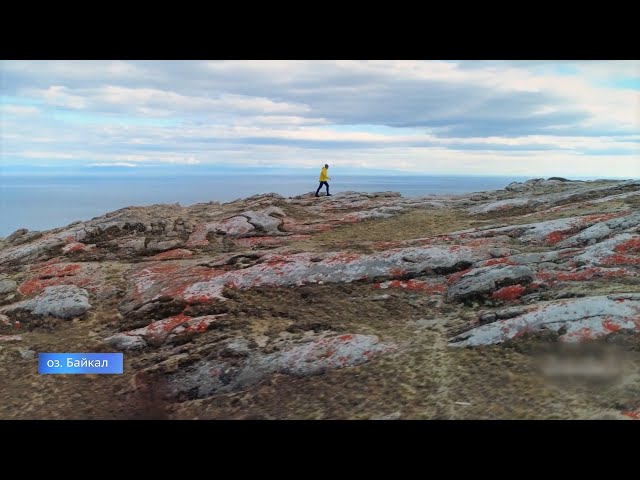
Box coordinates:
[1,60,639,177]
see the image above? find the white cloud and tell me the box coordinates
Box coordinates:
[89,162,138,167]
[25,85,310,117]
[19,151,75,159]
[2,61,639,178]
[35,85,87,109]
[0,104,40,115]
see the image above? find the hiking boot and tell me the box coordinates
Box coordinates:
[326,194,332,196]
[315,194,319,197]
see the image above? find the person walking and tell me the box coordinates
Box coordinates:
[315,164,332,197]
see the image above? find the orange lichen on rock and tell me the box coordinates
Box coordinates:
[491,284,526,301]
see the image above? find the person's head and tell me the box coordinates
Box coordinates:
[324,164,329,169]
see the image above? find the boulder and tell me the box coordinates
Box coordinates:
[168,334,396,399]
[0,278,18,295]
[450,295,640,346]
[2,285,92,319]
[447,265,535,302]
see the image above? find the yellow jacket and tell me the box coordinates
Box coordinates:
[319,167,331,181]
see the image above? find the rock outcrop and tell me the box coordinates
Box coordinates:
[2,177,639,420]
[1,284,91,322]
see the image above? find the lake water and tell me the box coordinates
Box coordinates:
[0,174,530,237]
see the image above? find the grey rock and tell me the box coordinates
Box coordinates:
[168,334,395,399]
[370,294,391,301]
[105,334,146,350]
[112,238,146,252]
[225,338,251,355]
[558,212,640,248]
[0,279,18,295]
[2,285,92,319]
[447,265,534,302]
[12,231,44,246]
[243,209,284,233]
[6,228,29,243]
[19,348,36,360]
[146,239,182,252]
[495,306,528,319]
[450,295,640,347]
[478,312,497,324]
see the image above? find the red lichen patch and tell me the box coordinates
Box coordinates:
[186,224,210,248]
[263,254,292,267]
[29,258,61,272]
[600,254,640,266]
[613,238,640,255]
[39,263,81,279]
[122,313,224,345]
[64,235,75,244]
[446,268,473,285]
[603,319,622,333]
[142,313,191,342]
[536,271,553,282]
[18,263,87,296]
[128,263,228,304]
[151,249,194,260]
[484,258,510,267]
[129,263,183,296]
[146,313,190,336]
[536,267,632,284]
[176,315,222,334]
[546,231,568,245]
[62,242,88,254]
[622,410,640,420]
[340,214,363,223]
[491,284,526,301]
[390,268,408,277]
[325,252,362,264]
[279,219,298,231]
[376,279,447,294]
[18,276,91,296]
[583,212,627,223]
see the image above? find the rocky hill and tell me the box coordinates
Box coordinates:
[1,177,639,419]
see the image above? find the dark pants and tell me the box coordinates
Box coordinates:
[316,181,330,195]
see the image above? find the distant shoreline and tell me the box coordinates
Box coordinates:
[1,175,635,238]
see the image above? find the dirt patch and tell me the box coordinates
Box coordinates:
[296,208,483,252]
